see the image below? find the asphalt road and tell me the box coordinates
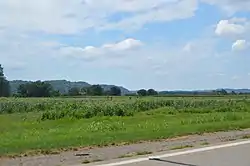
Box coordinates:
[84,139,250,166]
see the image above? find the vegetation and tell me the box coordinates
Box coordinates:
[0,64,10,97]
[15,81,122,97]
[1,96,250,156]
[147,89,158,96]
[1,63,250,157]
[86,84,104,96]
[137,89,148,96]
[1,97,250,120]
[107,86,122,96]
[170,145,194,150]
[17,81,54,97]
[136,89,159,96]
[9,80,130,96]
[118,151,152,158]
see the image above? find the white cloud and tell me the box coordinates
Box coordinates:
[202,0,250,14]
[2,29,250,90]
[215,19,246,37]
[0,0,198,34]
[231,75,240,80]
[182,39,218,55]
[99,0,198,31]
[216,73,226,76]
[1,1,250,89]
[102,38,143,51]
[183,42,194,52]
[0,0,87,34]
[232,39,250,51]
[40,41,65,48]
[59,46,98,61]
[59,38,143,60]
[207,73,226,78]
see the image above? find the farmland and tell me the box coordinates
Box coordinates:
[1,96,250,156]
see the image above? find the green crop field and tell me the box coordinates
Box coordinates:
[1,96,250,157]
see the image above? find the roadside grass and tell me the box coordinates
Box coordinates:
[1,106,250,157]
[82,159,103,164]
[118,151,153,158]
[200,142,210,146]
[221,137,237,142]
[170,144,194,150]
[242,135,250,139]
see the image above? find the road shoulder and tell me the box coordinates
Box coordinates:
[1,129,250,166]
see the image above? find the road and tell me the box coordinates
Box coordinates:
[82,139,250,166]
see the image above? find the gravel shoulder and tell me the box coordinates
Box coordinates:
[1,129,250,166]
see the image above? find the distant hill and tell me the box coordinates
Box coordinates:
[9,80,131,95]
[159,89,250,95]
[99,84,131,96]
[223,89,250,94]
[8,80,250,96]
[159,90,214,95]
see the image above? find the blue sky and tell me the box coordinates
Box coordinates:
[1,0,250,91]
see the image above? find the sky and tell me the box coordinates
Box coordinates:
[1,0,250,91]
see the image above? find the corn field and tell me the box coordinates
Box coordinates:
[1,97,250,120]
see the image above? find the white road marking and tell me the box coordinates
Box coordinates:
[74,139,250,166]
[148,139,250,159]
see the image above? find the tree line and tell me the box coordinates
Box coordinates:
[0,64,123,97]
[0,64,245,98]
[16,82,123,97]
[67,85,122,97]
[136,89,158,96]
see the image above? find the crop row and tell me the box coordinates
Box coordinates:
[1,98,250,120]
[0,99,230,114]
[40,99,250,120]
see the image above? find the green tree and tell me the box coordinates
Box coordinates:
[68,87,80,96]
[80,87,88,96]
[51,90,61,97]
[147,89,158,96]
[231,91,237,95]
[216,89,228,95]
[87,85,104,96]
[17,81,53,97]
[137,89,147,96]
[0,64,10,97]
[109,86,121,96]
[17,84,28,97]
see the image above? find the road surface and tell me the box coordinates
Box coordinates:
[83,139,250,166]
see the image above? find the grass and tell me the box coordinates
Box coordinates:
[170,145,194,150]
[136,151,153,155]
[242,135,250,139]
[221,137,237,142]
[82,159,103,164]
[118,151,153,158]
[1,97,250,157]
[200,142,210,146]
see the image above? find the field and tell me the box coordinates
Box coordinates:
[1,96,250,157]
